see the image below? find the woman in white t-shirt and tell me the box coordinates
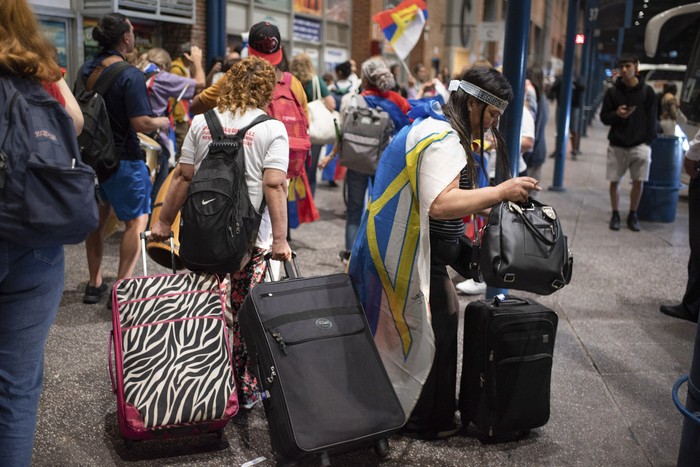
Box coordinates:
[151,56,291,409]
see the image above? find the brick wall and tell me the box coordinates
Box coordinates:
[161,1,207,64]
[351,0,372,64]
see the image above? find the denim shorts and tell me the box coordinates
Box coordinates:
[100,160,152,221]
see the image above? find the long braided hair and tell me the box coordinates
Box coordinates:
[442,66,513,187]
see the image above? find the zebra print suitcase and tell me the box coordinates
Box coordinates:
[108,233,238,442]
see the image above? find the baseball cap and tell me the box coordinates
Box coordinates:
[248,22,282,66]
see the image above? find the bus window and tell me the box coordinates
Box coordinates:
[681,28,700,125]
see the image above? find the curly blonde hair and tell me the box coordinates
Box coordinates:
[217,56,276,114]
[290,53,314,84]
[0,0,61,82]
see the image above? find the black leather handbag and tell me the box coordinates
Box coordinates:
[479,199,573,295]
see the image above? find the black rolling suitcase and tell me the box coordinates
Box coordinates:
[459,294,558,438]
[238,256,405,464]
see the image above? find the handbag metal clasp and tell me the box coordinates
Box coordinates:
[503,273,516,282]
[542,206,557,221]
[551,279,564,289]
[507,201,523,214]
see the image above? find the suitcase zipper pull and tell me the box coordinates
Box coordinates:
[479,373,485,388]
[271,332,288,355]
[489,350,494,362]
[266,365,277,384]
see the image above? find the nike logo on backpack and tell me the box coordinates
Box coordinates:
[202,199,216,205]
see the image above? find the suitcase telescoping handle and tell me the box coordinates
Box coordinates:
[139,231,177,275]
[264,251,300,281]
[493,294,530,307]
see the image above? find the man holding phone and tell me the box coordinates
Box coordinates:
[600,53,657,231]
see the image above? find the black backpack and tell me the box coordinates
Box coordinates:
[73,60,130,183]
[179,111,273,274]
[0,75,98,248]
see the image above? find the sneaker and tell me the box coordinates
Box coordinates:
[627,212,641,232]
[83,283,108,304]
[106,287,114,310]
[609,212,621,231]
[455,279,487,295]
[338,250,351,265]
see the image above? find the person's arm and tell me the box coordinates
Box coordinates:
[263,167,292,261]
[318,142,339,169]
[184,45,206,93]
[206,61,222,86]
[684,129,700,178]
[130,115,169,133]
[150,163,194,240]
[190,80,221,115]
[56,78,84,135]
[429,175,540,220]
[599,89,620,125]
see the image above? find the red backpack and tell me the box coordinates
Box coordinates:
[267,72,311,178]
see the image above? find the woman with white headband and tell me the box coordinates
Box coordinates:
[347,66,540,440]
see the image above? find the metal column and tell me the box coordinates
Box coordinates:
[206,0,227,68]
[486,0,531,301]
[500,0,531,178]
[550,0,580,191]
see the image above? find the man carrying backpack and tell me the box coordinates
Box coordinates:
[79,13,169,307]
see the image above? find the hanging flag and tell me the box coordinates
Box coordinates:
[372,0,428,60]
[287,170,320,229]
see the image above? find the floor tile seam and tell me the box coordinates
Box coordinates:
[553,296,655,465]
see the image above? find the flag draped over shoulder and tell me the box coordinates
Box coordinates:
[347,119,453,416]
[373,0,428,60]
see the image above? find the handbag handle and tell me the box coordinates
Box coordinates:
[312,76,321,101]
[507,201,559,246]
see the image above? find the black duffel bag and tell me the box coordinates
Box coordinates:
[479,198,573,295]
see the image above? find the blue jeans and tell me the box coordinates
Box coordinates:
[0,241,64,467]
[345,169,371,251]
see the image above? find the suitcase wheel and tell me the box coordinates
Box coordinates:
[374,438,390,459]
[124,438,134,449]
[215,429,224,440]
[320,451,331,467]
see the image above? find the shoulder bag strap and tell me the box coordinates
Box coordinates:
[312,76,321,101]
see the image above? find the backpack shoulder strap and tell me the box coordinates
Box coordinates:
[236,114,275,139]
[281,71,292,87]
[91,61,131,96]
[204,110,225,141]
[237,114,274,214]
[73,64,87,94]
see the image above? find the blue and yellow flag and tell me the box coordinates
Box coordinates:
[373,0,428,60]
[348,119,452,416]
